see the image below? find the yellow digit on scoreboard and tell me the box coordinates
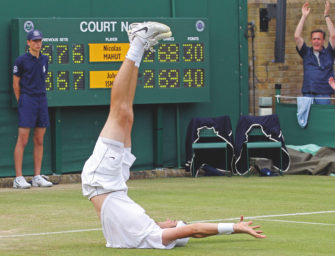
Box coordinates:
[159,69,180,88]
[57,71,69,90]
[45,71,53,91]
[73,44,84,64]
[143,70,155,88]
[183,68,204,88]
[158,44,179,63]
[183,43,204,62]
[73,71,85,90]
[56,45,69,64]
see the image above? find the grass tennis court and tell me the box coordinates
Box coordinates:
[1,175,334,256]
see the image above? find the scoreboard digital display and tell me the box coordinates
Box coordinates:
[11,18,210,106]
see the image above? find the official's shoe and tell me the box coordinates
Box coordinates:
[13,176,31,189]
[32,175,53,187]
[128,22,172,51]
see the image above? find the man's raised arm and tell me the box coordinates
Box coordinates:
[324,1,335,48]
[295,2,310,50]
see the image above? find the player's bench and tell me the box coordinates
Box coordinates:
[245,128,283,176]
[191,128,228,177]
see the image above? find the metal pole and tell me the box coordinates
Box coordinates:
[246,22,256,115]
[274,0,287,63]
[51,107,62,174]
[171,0,182,168]
[252,33,256,115]
[154,106,164,168]
[245,21,256,115]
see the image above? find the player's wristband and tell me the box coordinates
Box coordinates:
[217,223,234,235]
[325,15,330,18]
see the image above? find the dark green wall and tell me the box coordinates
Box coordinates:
[277,102,335,147]
[0,0,248,177]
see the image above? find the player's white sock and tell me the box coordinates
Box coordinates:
[126,37,145,67]
[135,53,144,68]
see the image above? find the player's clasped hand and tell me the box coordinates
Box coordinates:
[233,216,266,238]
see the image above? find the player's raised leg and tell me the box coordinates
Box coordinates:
[99,59,136,143]
[83,21,172,206]
[121,22,172,183]
[123,67,138,149]
[100,21,172,144]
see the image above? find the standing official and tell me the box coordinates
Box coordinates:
[13,30,53,189]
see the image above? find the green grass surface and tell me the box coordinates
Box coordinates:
[1,175,334,256]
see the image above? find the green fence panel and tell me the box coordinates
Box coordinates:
[276,102,335,148]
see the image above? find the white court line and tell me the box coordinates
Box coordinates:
[1,210,335,238]
[252,218,335,226]
[0,228,102,238]
[189,210,335,223]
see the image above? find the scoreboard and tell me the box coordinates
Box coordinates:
[11,18,210,106]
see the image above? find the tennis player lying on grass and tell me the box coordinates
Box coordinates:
[81,21,266,249]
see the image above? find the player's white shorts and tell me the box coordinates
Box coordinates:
[101,191,176,249]
[81,137,135,199]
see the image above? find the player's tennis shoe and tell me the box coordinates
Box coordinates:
[32,175,53,187]
[128,22,172,51]
[13,176,31,189]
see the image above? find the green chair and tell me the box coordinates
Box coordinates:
[191,128,228,177]
[245,127,283,176]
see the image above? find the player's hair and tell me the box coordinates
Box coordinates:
[311,29,326,39]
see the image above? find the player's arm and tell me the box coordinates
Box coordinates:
[157,219,177,228]
[232,216,265,238]
[295,2,310,50]
[13,75,21,101]
[324,1,335,48]
[162,216,265,246]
